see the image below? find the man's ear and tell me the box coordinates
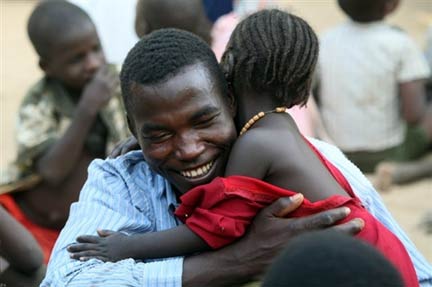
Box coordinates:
[126,113,137,137]
[221,51,237,117]
[220,50,235,88]
[227,90,237,118]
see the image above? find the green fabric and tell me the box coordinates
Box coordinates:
[0,67,129,189]
[345,125,430,173]
[50,79,108,157]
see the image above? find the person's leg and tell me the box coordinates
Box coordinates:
[345,148,398,173]
[0,265,46,287]
[375,154,432,190]
[374,119,432,190]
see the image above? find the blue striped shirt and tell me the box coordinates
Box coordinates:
[41,151,183,287]
[41,139,432,286]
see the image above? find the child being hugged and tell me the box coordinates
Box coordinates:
[69,10,418,286]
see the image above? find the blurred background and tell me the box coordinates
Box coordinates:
[1,0,431,261]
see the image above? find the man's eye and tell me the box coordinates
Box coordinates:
[143,133,171,143]
[195,116,216,128]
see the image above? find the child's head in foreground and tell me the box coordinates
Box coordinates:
[338,0,400,23]
[220,9,319,109]
[262,230,404,287]
[27,0,105,91]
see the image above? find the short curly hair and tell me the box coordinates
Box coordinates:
[221,9,319,108]
[120,28,227,113]
[27,0,93,59]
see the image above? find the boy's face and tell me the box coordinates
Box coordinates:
[42,22,105,91]
[128,63,237,194]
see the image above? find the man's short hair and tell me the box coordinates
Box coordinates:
[27,0,93,59]
[120,28,227,114]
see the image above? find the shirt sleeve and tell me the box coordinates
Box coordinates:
[41,158,184,287]
[397,34,431,82]
[15,90,60,168]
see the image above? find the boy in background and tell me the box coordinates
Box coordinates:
[315,0,432,185]
[0,0,128,264]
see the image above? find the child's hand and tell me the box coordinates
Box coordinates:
[79,65,119,116]
[108,136,140,158]
[67,229,129,262]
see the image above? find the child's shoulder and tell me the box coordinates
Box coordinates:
[23,77,59,102]
[21,76,70,108]
[322,21,415,50]
[233,127,299,158]
[323,21,407,38]
[21,77,53,105]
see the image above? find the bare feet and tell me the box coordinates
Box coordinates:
[374,154,432,191]
[374,162,395,191]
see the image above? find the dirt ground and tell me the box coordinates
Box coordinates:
[1,0,431,264]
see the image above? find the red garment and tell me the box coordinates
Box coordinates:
[0,194,60,264]
[175,140,418,287]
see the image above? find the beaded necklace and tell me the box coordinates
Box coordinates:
[239,106,287,135]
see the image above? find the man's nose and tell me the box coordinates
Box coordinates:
[175,135,205,162]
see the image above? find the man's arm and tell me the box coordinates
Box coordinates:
[41,155,187,286]
[36,65,118,185]
[43,155,363,287]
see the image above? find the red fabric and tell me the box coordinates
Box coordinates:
[175,139,418,287]
[0,194,60,264]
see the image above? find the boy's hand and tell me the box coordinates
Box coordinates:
[79,65,119,116]
[67,229,129,262]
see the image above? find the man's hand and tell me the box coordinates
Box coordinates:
[109,136,140,158]
[237,194,364,279]
[182,194,364,287]
[79,65,119,116]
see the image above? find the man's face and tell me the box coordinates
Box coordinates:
[42,22,105,91]
[129,63,237,194]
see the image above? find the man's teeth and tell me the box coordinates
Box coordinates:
[181,162,214,178]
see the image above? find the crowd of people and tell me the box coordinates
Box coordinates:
[0,0,431,286]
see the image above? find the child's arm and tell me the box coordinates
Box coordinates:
[399,80,428,124]
[35,65,118,185]
[68,225,210,262]
[0,206,43,273]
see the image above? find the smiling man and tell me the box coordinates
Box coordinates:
[41,29,432,287]
[126,63,236,194]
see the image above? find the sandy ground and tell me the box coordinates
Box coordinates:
[1,0,431,264]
